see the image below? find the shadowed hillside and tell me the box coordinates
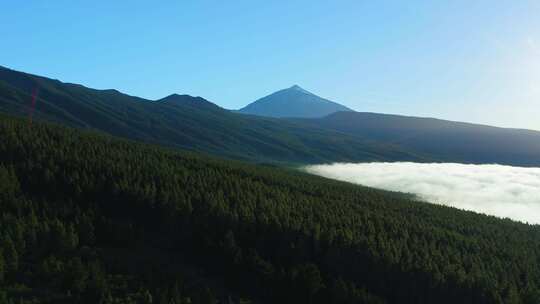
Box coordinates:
[2,66,540,167]
[290,111,540,167]
[0,66,415,165]
[1,114,540,303]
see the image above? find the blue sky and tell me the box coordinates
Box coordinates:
[1,1,539,130]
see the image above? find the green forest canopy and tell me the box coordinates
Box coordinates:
[0,114,539,303]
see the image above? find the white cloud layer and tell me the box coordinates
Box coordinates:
[305,162,540,224]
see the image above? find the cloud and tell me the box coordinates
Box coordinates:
[305,163,540,224]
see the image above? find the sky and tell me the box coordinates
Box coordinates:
[1,1,539,130]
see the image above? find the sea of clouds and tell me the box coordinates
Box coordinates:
[304,162,540,224]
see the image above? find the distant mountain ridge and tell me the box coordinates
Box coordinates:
[238,85,353,118]
[290,111,540,167]
[1,65,540,166]
[0,65,415,164]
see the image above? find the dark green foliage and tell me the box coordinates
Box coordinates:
[0,115,539,303]
[2,237,18,274]
[291,263,324,303]
[0,250,5,283]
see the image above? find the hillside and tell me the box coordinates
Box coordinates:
[1,66,540,167]
[291,111,540,167]
[238,85,352,118]
[0,66,415,165]
[1,114,540,303]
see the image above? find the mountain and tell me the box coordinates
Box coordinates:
[238,85,353,118]
[1,65,540,167]
[290,111,540,167]
[0,66,414,164]
[2,114,540,303]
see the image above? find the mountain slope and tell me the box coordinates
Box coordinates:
[1,65,540,167]
[290,111,540,167]
[0,66,414,164]
[238,85,353,118]
[1,114,540,303]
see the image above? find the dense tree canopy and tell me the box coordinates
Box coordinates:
[0,114,539,303]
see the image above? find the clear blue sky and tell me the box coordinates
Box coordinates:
[2,1,539,130]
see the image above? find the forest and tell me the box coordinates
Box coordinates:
[1,114,540,303]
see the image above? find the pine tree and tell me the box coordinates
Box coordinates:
[293,263,324,304]
[0,249,5,283]
[3,237,18,273]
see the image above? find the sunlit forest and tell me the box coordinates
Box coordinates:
[1,114,540,304]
